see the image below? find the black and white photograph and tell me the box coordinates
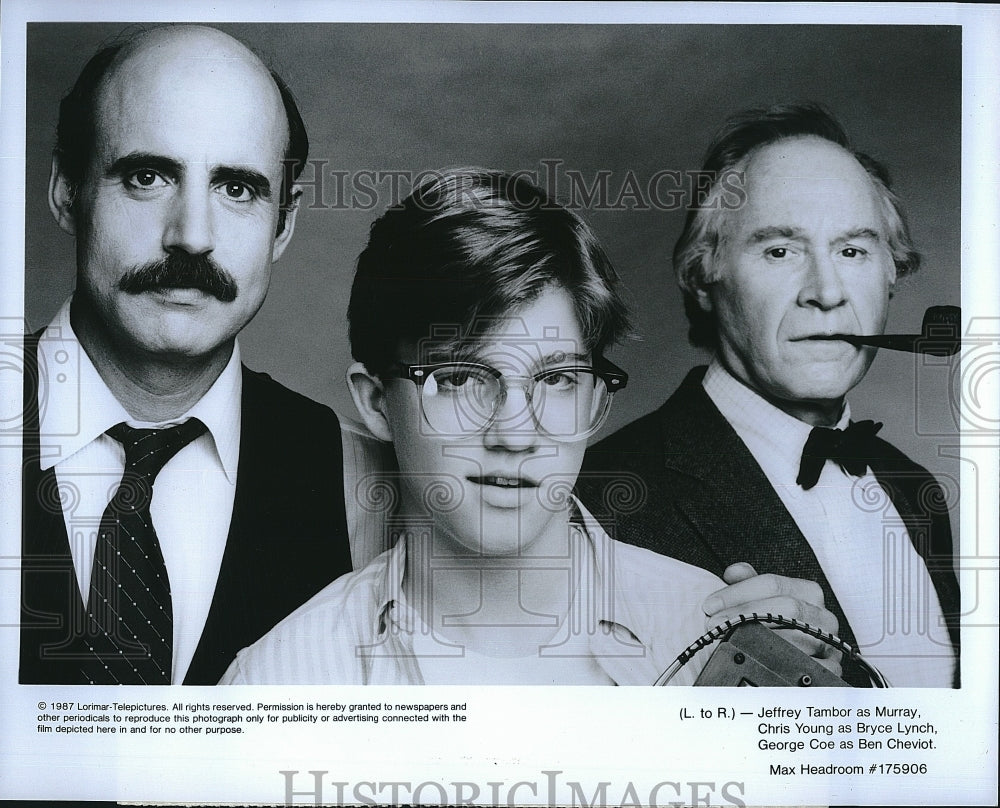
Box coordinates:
[1,2,997,806]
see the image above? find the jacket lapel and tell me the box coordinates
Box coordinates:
[657,370,843,595]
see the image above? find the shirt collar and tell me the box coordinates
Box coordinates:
[184,344,242,484]
[37,297,242,482]
[372,531,409,637]
[702,358,852,486]
[575,500,668,684]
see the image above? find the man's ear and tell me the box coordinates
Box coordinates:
[347,361,394,442]
[271,184,302,261]
[691,282,714,313]
[48,155,77,236]
[691,251,724,313]
[678,255,716,314]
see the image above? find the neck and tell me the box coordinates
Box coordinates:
[71,297,232,422]
[400,511,578,656]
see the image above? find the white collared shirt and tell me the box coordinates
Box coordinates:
[702,359,954,687]
[37,299,240,683]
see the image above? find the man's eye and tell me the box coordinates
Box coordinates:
[840,246,867,258]
[764,247,789,259]
[219,182,254,202]
[441,371,472,388]
[125,170,168,189]
[539,370,582,390]
[431,367,485,390]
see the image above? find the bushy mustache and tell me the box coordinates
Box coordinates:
[118,253,238,302]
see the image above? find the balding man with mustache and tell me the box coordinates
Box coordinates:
[20,25,353,685]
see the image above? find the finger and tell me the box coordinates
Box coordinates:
[703,573,825,616]
[721,562,758,585]
[769,624,835,658]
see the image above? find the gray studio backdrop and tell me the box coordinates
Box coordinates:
[24,23,962,537]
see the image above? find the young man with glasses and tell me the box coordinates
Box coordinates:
[220,169,722,685]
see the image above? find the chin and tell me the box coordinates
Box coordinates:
[790,356,867,394]
[481,522,533,556]
[447,533,521,557]
[144,321,240,358]
[479,539,526,557]
[138,338,225,360]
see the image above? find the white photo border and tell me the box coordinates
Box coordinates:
[1,2,997,806]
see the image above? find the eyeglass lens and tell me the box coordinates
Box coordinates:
[420,365,611,438]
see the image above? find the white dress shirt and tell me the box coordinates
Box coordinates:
[702,359,954,687]
[37,299,239,683]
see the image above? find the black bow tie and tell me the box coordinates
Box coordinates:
[797,420,884,490]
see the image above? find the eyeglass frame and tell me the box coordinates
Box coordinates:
[382,355,629,440]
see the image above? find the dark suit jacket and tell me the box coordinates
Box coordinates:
[578,366,960,687]
[20,337,353,685]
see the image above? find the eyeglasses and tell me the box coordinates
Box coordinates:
[385,357,628,441]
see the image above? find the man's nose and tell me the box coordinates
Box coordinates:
[798,251,847,310]
[162,184,215,255]
[482,383,539,451]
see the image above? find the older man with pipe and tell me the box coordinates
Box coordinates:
[580,103,959,687]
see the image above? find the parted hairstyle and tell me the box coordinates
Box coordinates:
[53,26,309,232]
[348,169,631,375]
[673,102,921,348]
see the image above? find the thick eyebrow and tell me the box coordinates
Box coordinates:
[747,226,804,244]
[836,227,882,243]
[746,225,884,247]
[105,152,182,179]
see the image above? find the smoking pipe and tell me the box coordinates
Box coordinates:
[809,305,961,357]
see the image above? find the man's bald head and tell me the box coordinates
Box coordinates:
[55,25,308,226]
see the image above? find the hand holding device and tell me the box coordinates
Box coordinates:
[702,563,842,676]
[656,564,888,687]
